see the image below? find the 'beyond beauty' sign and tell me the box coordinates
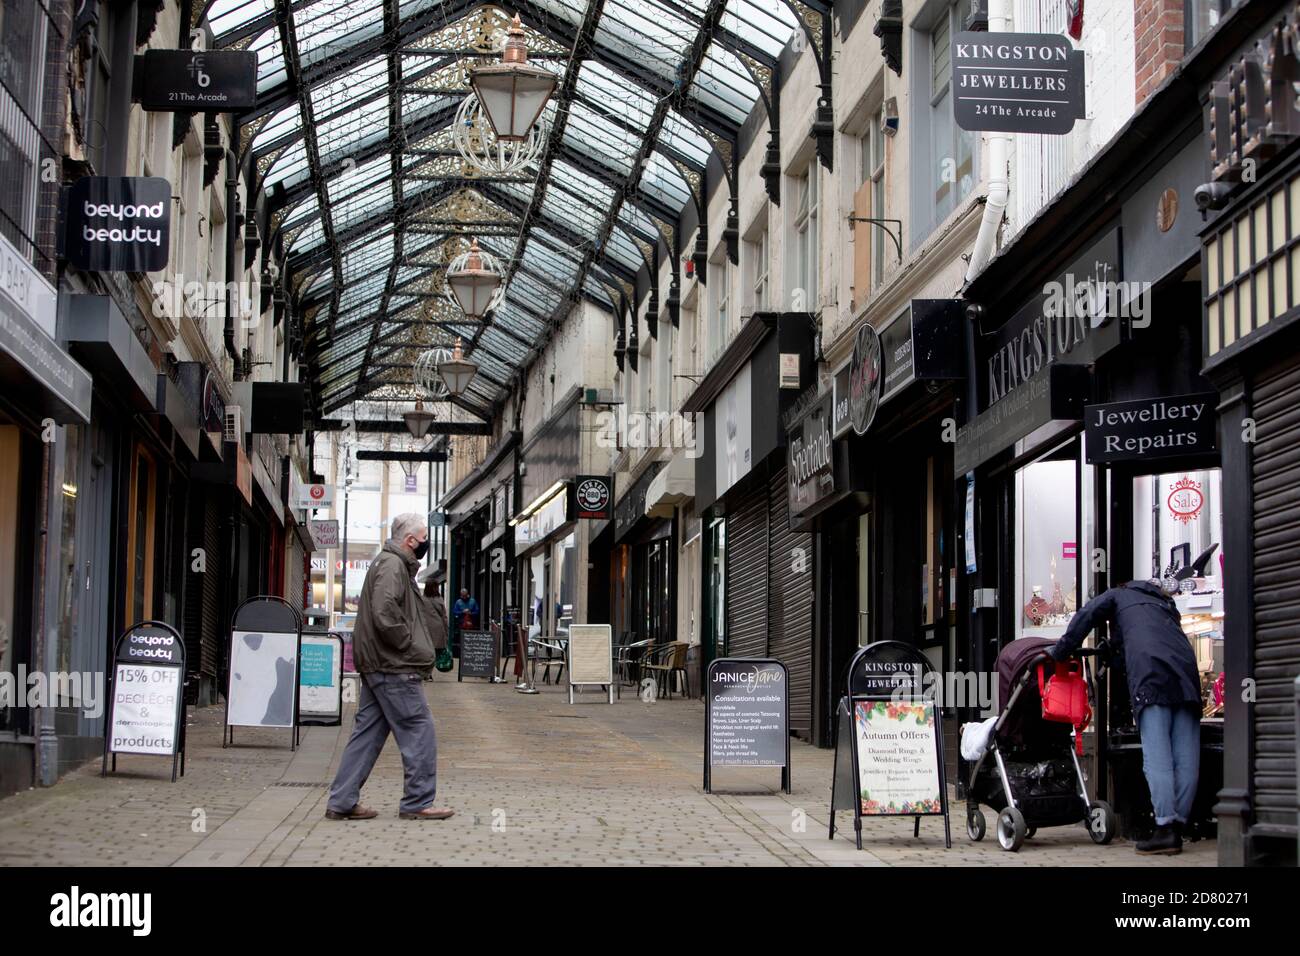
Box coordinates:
[65,177,171,273]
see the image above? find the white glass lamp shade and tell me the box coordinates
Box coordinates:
[446,238,502,319]
[471,64,556,142]
[403,402,436,440]
[469,14,556,142]
[437,339,478,397]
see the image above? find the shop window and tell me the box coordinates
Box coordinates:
[1186,0,1243,50]
[708,518,726,654]
[857,511,872,645]
[793,167,819,309]
[125,447,158,627]
[746,227,769,312]
[708,250,730,365]
[1014,440,1082,640]
[1132,469,1225,716]
[853,104,887,307]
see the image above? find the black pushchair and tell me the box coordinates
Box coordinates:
[964,637,1116,852]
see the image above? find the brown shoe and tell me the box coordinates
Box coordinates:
[325,804,379,821]
[399,806,455,820]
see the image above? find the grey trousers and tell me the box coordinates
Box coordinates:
[328,671,439,814]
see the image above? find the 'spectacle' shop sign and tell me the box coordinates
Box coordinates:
[134,49,258,111]
[64,177,171,273]
[952,32,1086,135]
[1084,393,1219,464]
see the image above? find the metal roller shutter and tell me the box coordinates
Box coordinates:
[200,499,222,677]
[768,466,814,734]
[725,482,768,658]
[286,532,306,613]
[1250,354,1300,832]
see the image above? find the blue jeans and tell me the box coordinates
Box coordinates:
[1137,704,1200,826]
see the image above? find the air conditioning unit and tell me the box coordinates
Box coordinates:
[223,406,243,443]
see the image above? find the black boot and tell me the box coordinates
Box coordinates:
[1136,825,1182,855]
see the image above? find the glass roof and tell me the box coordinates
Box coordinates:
[207,0,801,414]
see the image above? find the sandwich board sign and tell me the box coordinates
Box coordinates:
[457,628,497,682]
[704,658,791,794]
[102,621,187,781]
[224,596,302,749]
[298,631,343,726]
[829,641,952,849]
[566,624,613,704]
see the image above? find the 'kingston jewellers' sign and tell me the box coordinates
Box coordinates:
[952,32,1086,134]
[1084,393,1218,464]
[65,177,171,273]
[134,49,258,111]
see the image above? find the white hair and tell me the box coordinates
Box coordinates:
[391,512,425,541]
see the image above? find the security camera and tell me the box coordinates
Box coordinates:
[1194,182,1233,217]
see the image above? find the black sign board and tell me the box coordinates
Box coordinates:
[457,629,498,681]
[571,474,613,520]
[102,621,187,782]
[952,31,1086,134]
[829,642,951,850]
[134,49,258,111]
[849,322,883,436]
[64,177,171,273]
[955,363,1088,475]
[1084,392,1218,464]
[788,393,834,520]
[704,658,791,794]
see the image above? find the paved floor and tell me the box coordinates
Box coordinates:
[0,670,1216,866]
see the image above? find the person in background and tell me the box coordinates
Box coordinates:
[417,567,449,682]
[325,513,454,822]
[1048,577,1201,855]
[452,588,480,629]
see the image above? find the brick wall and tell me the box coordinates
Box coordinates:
[1135,0,1185,104]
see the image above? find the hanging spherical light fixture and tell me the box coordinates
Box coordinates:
[444,238,505,319]
[414,346,454,400]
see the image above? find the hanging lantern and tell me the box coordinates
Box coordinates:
[436,338,479,398]
[414,346,453,400]
[403,399,436,440]
[445,238,505,319]
[470,14,556,142]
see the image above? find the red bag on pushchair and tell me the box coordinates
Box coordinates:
[1037,659,1091,754]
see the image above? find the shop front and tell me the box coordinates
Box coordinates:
[688,312,815,738]
[958,95,1226,840]
[613,460,674,650]
[1197,0,1300,866]
[445,433,519,638]
[0,231,93,793]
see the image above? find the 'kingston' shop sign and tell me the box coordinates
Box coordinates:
[952,32,1086,134]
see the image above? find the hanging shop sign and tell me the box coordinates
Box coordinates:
[955,363,1088,474]
[829,642,952,849]
[715,363,754,496]
[1208,7,1300,185]
[788,393,835,518]
[133,49,258,111]
[103,621,187,782]
[704,658,791,794]
[566,624,614,704]
[570,474,613,520]
[299,482,335,509]
[849,322,883,436]
[64,177,171,273]
[225,597,302,748]
[298,632,343,726]
[1083,392,1219,464]
[457,629,498,681]
[952,31,1086,135]
[614,461,663,542]
[308,519,339,550]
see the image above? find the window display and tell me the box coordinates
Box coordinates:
[1014,442,1079,639]
[1132,469,1225,718]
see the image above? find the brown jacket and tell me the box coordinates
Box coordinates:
[352,541,435,675]
[418,591,449,651]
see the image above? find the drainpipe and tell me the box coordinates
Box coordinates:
[225,148,243,376]
[962,0,1014,288]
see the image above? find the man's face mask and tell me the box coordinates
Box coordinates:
[411,536,429,560]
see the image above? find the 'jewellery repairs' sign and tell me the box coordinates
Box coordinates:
[952,32,1085,135]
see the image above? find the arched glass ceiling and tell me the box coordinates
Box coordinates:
[206,0,801,415]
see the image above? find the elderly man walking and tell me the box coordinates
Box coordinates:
[326,513,455,821]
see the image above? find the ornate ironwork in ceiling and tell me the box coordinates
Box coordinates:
[204,0,814,419]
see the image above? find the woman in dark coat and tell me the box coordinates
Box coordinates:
[1049,579,1201,855]
[415,571,449,679]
